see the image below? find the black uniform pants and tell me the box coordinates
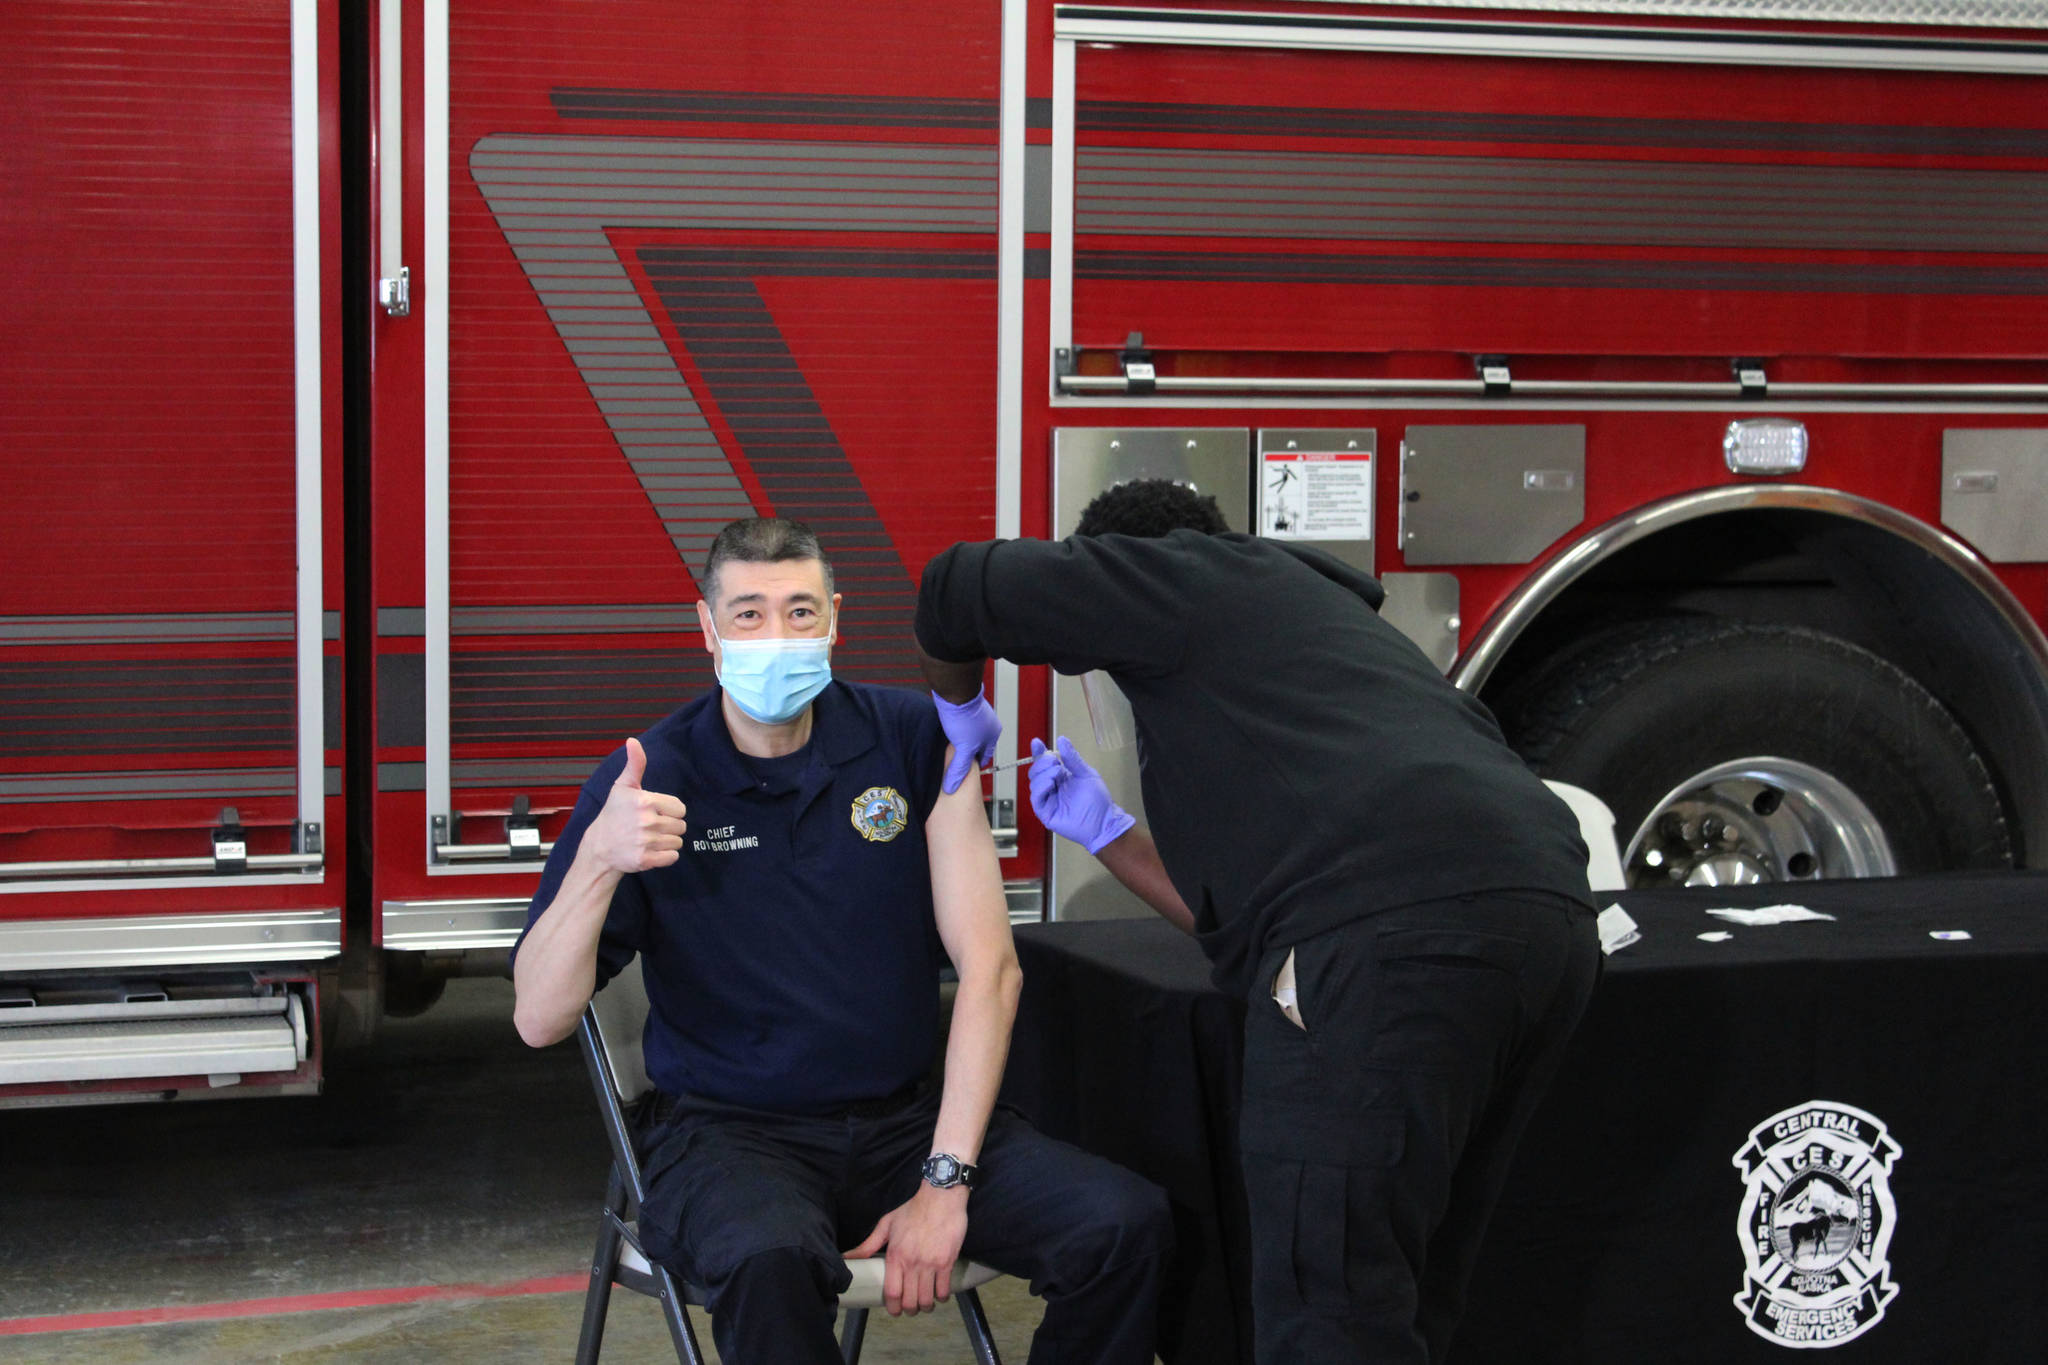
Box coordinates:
[1239,890,1600,1365]
[635,1088,1172,1365]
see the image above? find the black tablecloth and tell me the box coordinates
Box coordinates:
[1002,873,2048,1365]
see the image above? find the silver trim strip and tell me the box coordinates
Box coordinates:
[382,898,531,950]
[1054,393,2048,413]
[995,0,1029,834]
[1065,375,1482,396]
[451,604,704,634]
[1059,374,2048,402]
[0,613,296,645]
[0,767,297,804]
[1053,7,2048,73]
[0,874,330,897]
[379,0,404,298]
[1450,484,2048,693]
[425,0,453,868]
[0,854,325,882]
[1050,38,1078,382]
[1282,1,2048,30]
[0,910,343,971]
[453,757,603,785]
[293,0,325,864]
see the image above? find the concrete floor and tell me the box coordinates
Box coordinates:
[0,978,1050,1363]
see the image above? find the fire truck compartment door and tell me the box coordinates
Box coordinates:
[1942,430,2048,563]
[421,12,1008,869]
[1399,426,1586,567]
[1,0,327,890]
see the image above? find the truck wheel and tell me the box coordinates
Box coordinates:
[1495,618,2011,888]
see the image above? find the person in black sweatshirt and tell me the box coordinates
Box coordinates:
[915,478,1601,1365]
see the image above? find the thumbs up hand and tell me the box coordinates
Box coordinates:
[586,736,688,873]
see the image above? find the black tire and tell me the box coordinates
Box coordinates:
[1493,617,2011,883]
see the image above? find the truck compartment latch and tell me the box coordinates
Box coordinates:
[379,265,411,317]
[1120,331,1156,396]
[507,795,543,860]
[212,808,249,874]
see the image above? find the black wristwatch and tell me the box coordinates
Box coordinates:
[921,1152,979,1190]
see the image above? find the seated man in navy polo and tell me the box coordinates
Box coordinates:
[511,516,1170,1365]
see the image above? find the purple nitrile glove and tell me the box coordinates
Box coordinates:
[933,688,1003,794]
[1028,736,1135,856]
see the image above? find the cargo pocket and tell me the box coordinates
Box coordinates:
[1294,1160,1350,1310]
[1247,1112,1408,1314]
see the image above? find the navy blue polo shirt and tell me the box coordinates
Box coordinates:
[513,681,949,1115]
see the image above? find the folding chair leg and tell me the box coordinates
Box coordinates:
[838,1306,869,1363]
[575,1217,624,1365]
[654,1265,708,1365]
[956,1287,1002,1365]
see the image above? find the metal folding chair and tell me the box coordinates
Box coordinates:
[573,965,1005,1363]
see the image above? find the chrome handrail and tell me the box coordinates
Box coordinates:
[434,841,556,862]
[0,853,324,881]
[1058,373,2048,401]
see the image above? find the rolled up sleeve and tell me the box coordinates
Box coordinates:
[915,535,1190,677]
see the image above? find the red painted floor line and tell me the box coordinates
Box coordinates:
[0,1272,589,1337]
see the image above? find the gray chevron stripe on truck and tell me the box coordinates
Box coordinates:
[468,133,1000,578]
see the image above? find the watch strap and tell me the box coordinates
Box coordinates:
[923,1152,979,1189]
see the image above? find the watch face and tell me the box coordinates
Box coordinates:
[926,1154,960,1184]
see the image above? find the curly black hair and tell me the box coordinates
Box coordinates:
[1074,478,1229,538]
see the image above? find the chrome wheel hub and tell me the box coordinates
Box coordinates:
[1623,757,1896,889]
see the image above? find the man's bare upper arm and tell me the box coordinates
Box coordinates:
[925,749,1016,978]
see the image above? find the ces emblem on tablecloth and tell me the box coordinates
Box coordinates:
[1733,1100,1901,1349]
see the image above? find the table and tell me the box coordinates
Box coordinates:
[1002,873,2048,1364]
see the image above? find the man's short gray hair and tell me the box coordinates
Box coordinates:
[702,517,835,606]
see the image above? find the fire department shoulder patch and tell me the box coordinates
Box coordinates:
[851,786,909,843]
[1733,1099,1901,1349]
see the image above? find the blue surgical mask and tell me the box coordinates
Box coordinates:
[713,612,835,724]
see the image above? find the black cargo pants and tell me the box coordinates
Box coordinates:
[634,1088,1172,1365]
[1239,889,1601,1365]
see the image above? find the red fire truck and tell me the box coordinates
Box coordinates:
[6,0,2046,1105]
